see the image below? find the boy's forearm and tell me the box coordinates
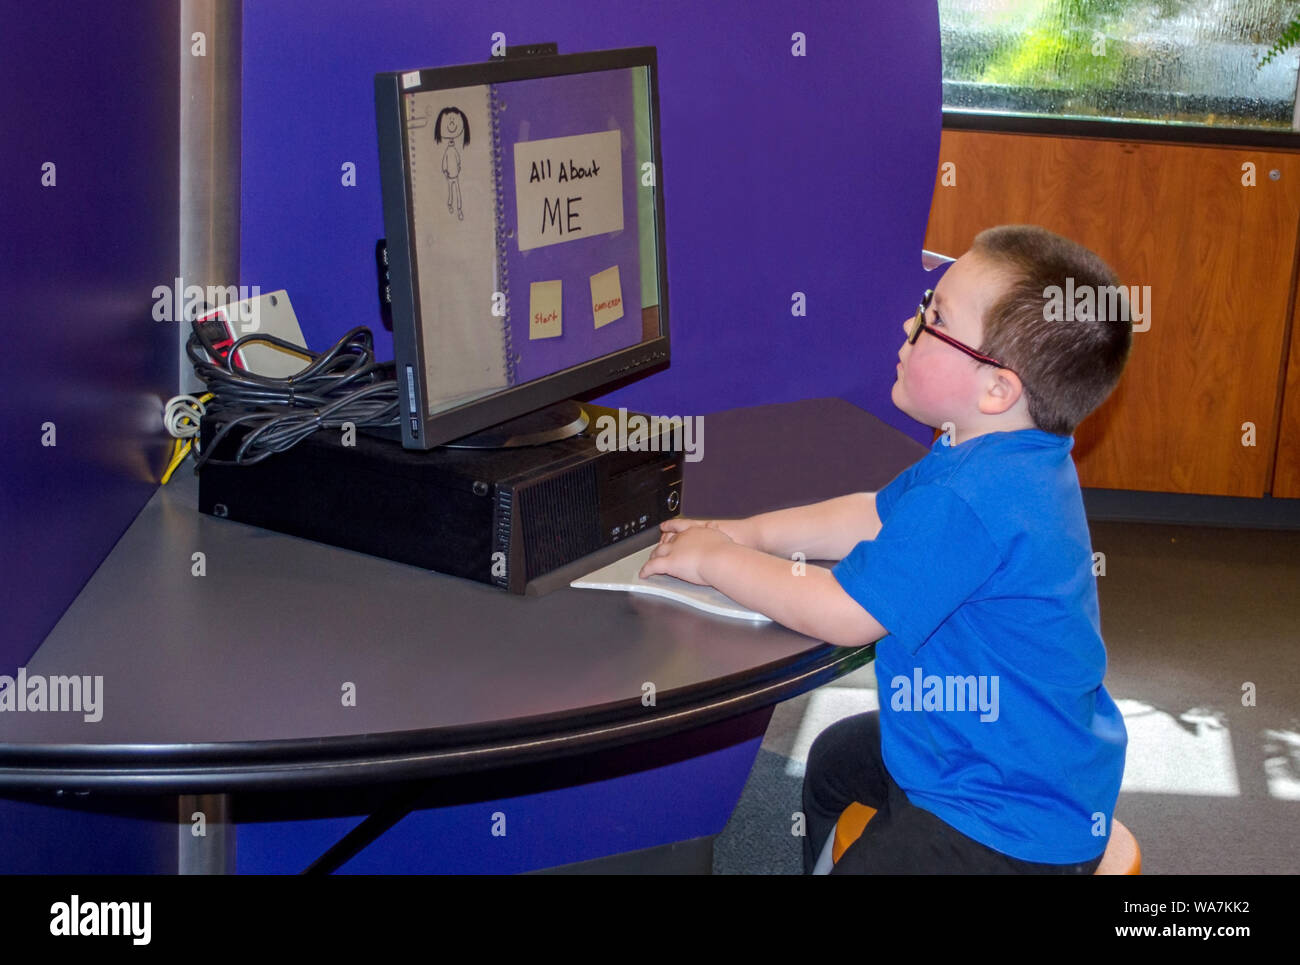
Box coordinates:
[700,542,885,649]
[750,492,881,561]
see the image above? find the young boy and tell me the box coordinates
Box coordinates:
[638,224,1131,874]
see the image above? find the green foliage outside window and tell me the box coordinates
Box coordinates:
[940,0,1300,128]
[1259,17,1300,66]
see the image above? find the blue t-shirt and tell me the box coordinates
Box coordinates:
[832,428,1126,864]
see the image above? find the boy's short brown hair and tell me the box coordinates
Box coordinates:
[970,225,1133,436]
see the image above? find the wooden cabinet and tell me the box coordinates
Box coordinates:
[924,129,1300,498]
[1274,290,1300,498]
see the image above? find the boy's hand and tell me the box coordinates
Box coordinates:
[657,516,761,551]
[638,521,734,585]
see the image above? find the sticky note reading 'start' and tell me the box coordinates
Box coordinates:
[589,265,624,329]
[529,280,563,340]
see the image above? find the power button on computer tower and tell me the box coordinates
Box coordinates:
[667,490,680,512]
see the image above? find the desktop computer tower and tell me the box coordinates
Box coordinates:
[197,403,683,593]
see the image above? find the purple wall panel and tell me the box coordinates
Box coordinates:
[0,3,179,670]
[240,0,941,447]
[0,798,176,874]
[236,736,759,873]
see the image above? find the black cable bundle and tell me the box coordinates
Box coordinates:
[187,318,400,469]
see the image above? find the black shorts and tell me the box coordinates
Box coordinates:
[801,710,1105,874]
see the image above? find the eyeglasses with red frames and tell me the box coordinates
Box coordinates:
[909,289,1018,376]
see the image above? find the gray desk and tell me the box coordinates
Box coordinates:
[0,397,924,870]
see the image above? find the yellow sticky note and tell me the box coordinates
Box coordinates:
[589,265,624,329]
[529,280,562,340]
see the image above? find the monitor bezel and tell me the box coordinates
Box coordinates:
[375,46,671,450]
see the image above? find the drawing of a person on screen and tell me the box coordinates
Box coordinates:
[435,107,470,221]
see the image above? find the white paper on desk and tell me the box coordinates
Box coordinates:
[570,545,772,623]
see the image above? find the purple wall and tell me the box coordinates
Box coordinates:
[240,0,941,444]
[237,737,759,873]
[0,798,176,874]
[0,4,179,671]
[0,1,181,874]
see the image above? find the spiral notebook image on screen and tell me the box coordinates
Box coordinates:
[571,545,773,623]
[402,83,511,407]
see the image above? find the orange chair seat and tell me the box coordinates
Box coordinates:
[832,802,877,863]
[832,803,1140,874]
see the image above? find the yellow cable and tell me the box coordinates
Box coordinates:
[161,439,192,484]
[160,393,212,483]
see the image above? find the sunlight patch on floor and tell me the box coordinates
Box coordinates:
[1115,699,1240,797]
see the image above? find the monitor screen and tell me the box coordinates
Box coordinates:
[376,48,670,449]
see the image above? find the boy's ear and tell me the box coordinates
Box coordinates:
[978,368,1024,415]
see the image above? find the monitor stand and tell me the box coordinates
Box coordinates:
[442,399,590,449]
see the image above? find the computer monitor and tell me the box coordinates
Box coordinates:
[375,46,671,449]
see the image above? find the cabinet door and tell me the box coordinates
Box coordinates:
[925,130,1300,497]
[1272,294,1300,498]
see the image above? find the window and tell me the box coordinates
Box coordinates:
[939,0,1300,130]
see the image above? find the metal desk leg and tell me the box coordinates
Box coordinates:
[178,794,234,874]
